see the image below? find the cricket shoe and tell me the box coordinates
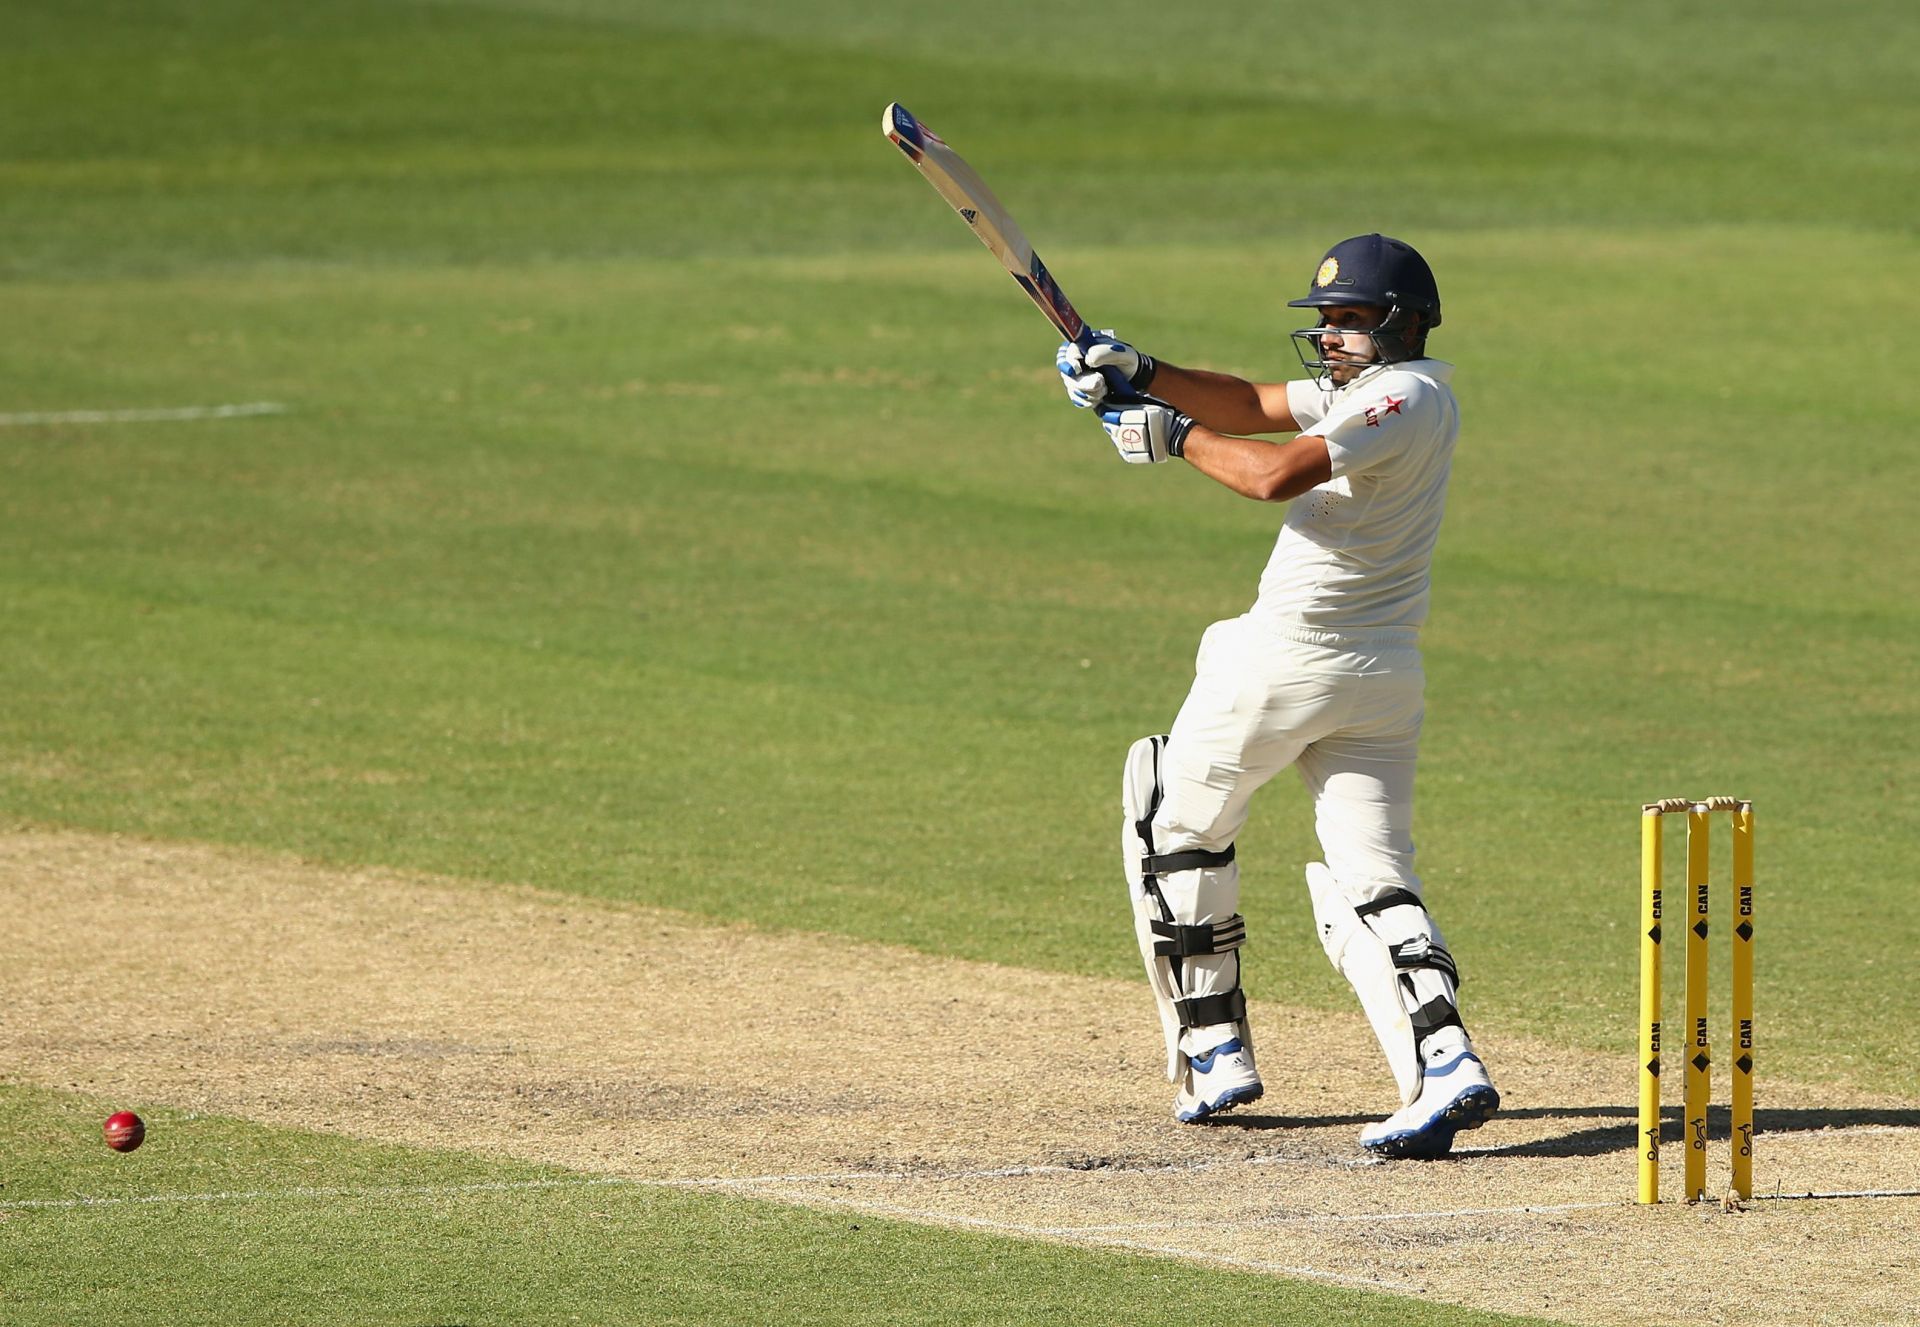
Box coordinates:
[1174,1038,1263,1123]
[1358,1047,1499,1159]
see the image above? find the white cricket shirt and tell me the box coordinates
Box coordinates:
[1250,359,1459,637]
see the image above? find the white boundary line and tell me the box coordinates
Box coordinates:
[0,402,289,426]
[0,1155,1369,1213]
[0,1175,623,1211]
[8,1163,1915,1218]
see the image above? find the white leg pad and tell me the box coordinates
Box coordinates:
[1306,861,1463,1108]
[1123,736,1250,1084]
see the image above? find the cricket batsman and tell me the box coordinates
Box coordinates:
[1057,234,1499,1158]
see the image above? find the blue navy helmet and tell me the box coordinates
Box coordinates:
[1288,234,1441,377]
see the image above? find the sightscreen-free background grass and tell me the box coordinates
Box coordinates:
[3,1,1916,1322]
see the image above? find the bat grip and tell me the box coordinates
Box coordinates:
[1071,324,1141,401]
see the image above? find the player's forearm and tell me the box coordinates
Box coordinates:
[1179,428,1331,503]
[1144,363,1299,436]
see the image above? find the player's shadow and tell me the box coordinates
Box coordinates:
[1472,1105,1920,1160]
[1207,1104,1920,1160]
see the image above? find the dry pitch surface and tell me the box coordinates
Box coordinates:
[5,832,1918,1326]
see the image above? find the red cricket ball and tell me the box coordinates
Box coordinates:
[102,1111,146,1153]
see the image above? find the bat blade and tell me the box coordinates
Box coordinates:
[883,102,1087,344]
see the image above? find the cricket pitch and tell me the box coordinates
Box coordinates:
[4,831,1917,1326]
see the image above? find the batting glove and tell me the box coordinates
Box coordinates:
[1099,399,1194,464]
[1057,330,1157,408]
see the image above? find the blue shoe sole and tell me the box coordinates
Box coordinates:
[1176,1080,1265,1124]
[1360,1085,1500,1159]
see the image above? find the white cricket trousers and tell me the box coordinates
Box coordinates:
[1153,613,1426,895]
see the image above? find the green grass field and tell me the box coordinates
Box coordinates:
[4,1,1916,1322]
[8,1085,1564,1327]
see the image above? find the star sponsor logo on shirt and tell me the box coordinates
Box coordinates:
[1363,393,1406,428]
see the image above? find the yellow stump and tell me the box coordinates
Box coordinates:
[1683,807,1712,1203]
[1638,810,1664,1205]
[1730,804,1755,1200]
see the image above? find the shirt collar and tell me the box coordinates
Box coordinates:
[1336,357,1453,395]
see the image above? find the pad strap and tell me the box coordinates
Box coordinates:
[1410,993,1465,1038]
[1354,889,1463,986]
[1174,989,1246,1029]
[1142,845,1235,876]
[1353,888,1424,918]
[1150,914,1247,958]
[1391,936,1460,987]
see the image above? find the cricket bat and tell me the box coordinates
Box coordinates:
[882,102,1098,353]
